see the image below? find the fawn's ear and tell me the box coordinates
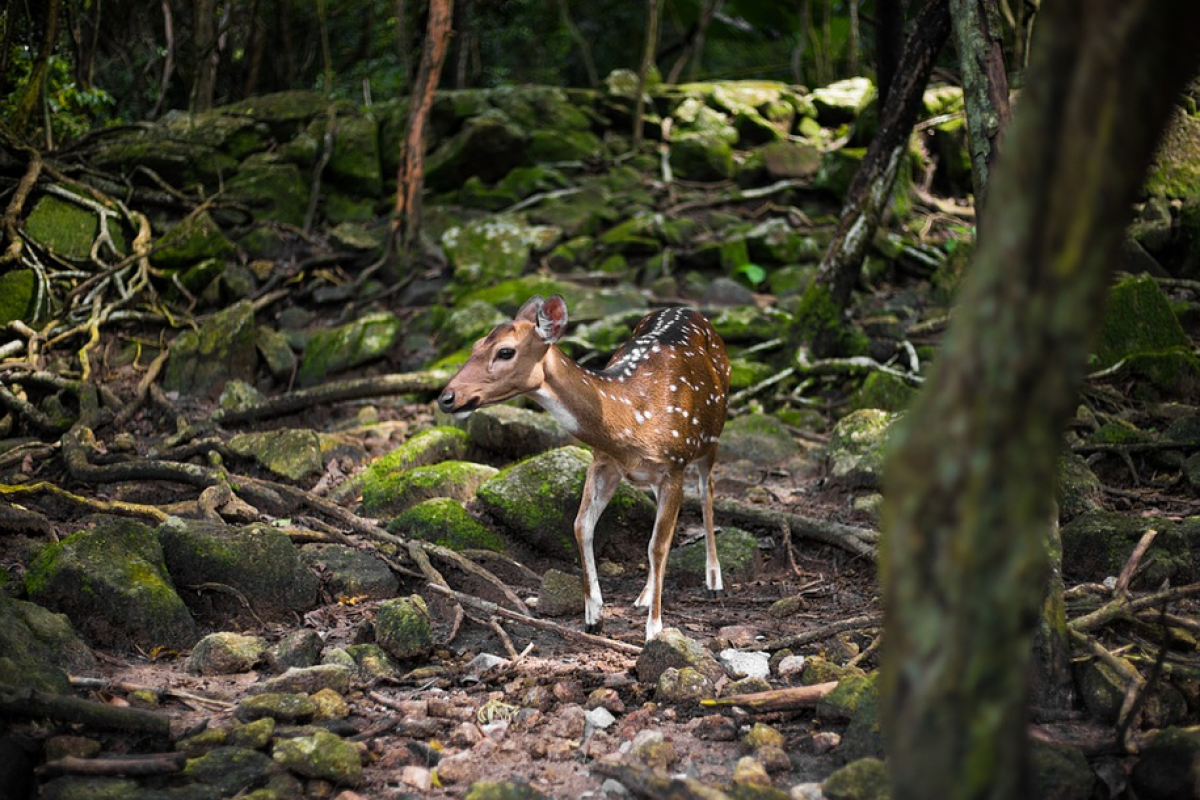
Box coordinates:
[533,294,568,344]
[515,295,545,324]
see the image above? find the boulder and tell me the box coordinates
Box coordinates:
[361,459,497,517]
[825,409,901,489]
[299,543,399,599]
[389,498,507,553]
[297,310,403,385]
[163,299,258,399]
[0,597,96,693]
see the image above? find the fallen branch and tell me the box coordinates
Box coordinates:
[0,685,171,737]
[696,497,879,559]
[424,582,643,655]
[213,369,452,426]
[69,676,232,710]
[761,614,883,652]
[37,752,187,779]
[408,541,466,645]
[701,680,839,712]
[1068,582,1200,632]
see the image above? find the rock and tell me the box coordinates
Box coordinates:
[252,664,351,696]
[266,629,325,672]
[24,517,198,650]
[825,409,901,489]
[442,215,559,293]
[152,210,235,269]
[438,300,512,354]
[299,543,398,599]
[426,110,531,192]
[375,595,433,661]
[1056,453,1103,522]
[1075,656,1131,723]
[361,459,497,517]
[656,666,715,704]
[333,644,399,681]
[326,114,381,195]
[163,299,259,399]
[464,405,573,459]
[822,673,883,762]
[850,372,918,413]
[1130,726,1200,800]
[821,756,889,800]
[183,746,281,795]
[0,270,37,326]
[297,311,403,386]
[1093,275,1192,369]
[745,218,825,265]
[733,755,773,787]
[1144,110,1200,200]
[475,446,655,558]
[235,692,318,723]
[23,194,111,261]
[158,518,319,624]
[369,427,471,475]
[224,152,309,226]
[720,414,803,465]
[670,527,759,587]
[718,648,771,680]
[761,139,822,180]
[1061,510,1197,588]
[810,78,877,126]
[228,428,323,481]
[629,729,677,771]
[390,498,507,553]
[0,597,96,694]
[776,654,807,680]
[186,632,267,675]
[272,728,362,785]
[538,569,585,617]
[1030,739,1097,800]
[637,628,726,685]
[671,132,735,181]
[462,780,550,800]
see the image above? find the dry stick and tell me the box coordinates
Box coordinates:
[110,347,171,430]
[1114,528,1159,595]
[488,617,520,659]
[0,481,170,523]
[422,542,531,616]
[695,497,879,558]
[425,582,643,656]
[761,614,883,652]
[0,685,171,737]
[408,541,466,645]
[213,369,452,426]
[1069,582,1200,632]
[69,676,231,710]
[37,752,187,779]
[701,680,840,712]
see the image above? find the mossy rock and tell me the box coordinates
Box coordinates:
[228,428,323,481]
[728,358,777,391]
[24,194,117,261]
[163,108,267,159]
[1060,510,1198,587]
[152,211,235,269]
[426,109,530,192]
[822,673,883,761]
[442,216,560,294]
[598,214,666,256]
[792,281,870,358]
[183,745,282,795]
[670,132,735,181]
[1029,739,1096,800]
[475,446,656,559]
[813,147,867,199]
[1056,452,1103,522]
[366,428,473,489]
[223,90,331,135]
[463,404,573,459]
[710,304,789,344]
[24,517,198,650]
[528,127,602,162]
[850,372,918,413]
[0,596,97,693]
[760,139,821,179]
[390,498,506,553]
[528,185,616,239]
[163,299,258,399]
[0,269,39,326]
[463,780,550,800]
[297,311,403,386]
[745,218,825,265]
[299,543,399,599]
[327,113,382,195]
[361,459,498,517]
[825,409,901,489]
[375,595,433,660]
[457,275,583,314]
[272,728,362,785]
[158,518,319,624]
[1131,726,1200,800]
[224,152,309,227]
[668,527,758,585]
[821,757,889,800]
[1093,275,1190,369]
[719,413,801,465]
[810,77,877,126]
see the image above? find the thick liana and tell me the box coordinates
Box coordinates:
[438,295,731,641]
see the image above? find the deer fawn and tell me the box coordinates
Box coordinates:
[438,295,730,641]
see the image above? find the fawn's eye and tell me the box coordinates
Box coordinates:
[496,347,516,360]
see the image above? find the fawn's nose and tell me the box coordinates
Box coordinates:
[437,389,456,413]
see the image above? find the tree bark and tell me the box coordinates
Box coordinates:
[949,0,1011,213]
[801,0,948,357]
[880,3,1200,799]
[392,0,453,261]
[12,0,61,137]
[190,0,218,112]
[632,0,661,148]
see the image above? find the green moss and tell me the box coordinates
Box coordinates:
[361,459,497,516]
[375,595,433,660]
[24,195,109,260]
[851,372,918,412]
[728,358,776,390]
[390,498,506,552]
[0,269,39,325]
[152,211,235,269]
[792,282,870,358]
[1093,275,1190,368]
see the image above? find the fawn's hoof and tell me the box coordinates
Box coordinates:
[706,587,727,598]
[584,620,604,635]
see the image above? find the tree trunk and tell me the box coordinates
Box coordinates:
[557,0,599,87]
[948,0,1010,213]
[880,3,1200,799]
[800,0,948,357]
[874,0,905,107]
[392,0,453,262]
[190,0,218,112]
[632,0,660,148]
[12,0,61,137]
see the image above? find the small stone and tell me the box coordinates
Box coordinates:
[587,687,626,714]
[732,756,772,787]
[744,722,786,749]
[400,765,433,791]
[186,632,267,675]
[629,729,677,772]
[374,595,433,661]
[656,666,714,704]
[635,628,727,686]
[311,687,350,720]
[777,655,807,680]
[43,735,101,761]
[235,692,318,723]
[253,664,351,696]
[691,714,737,741]
[757,745,792,774]
[718,648,771,680]
[267,629,324,672]
[227,718,274,750]
[811,731,841,753]
[271,729,362,785]
[538,569,586,617]
[586,706,617,731]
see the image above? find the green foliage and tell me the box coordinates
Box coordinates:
[1,51,114,141]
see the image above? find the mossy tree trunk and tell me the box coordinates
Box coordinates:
[880,2,1200,799]
[11,0,61,139]
[949,0,1011,214]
